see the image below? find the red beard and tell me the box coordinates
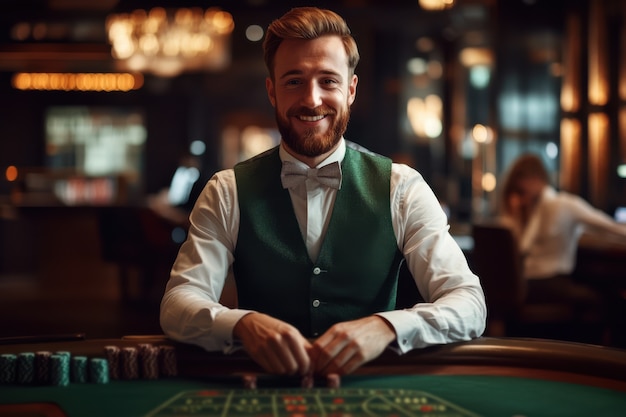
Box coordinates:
[276,104,350,157]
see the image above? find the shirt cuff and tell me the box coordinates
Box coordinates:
[375,310,417,354]
[213,309,255,354]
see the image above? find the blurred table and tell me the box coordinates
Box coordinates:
[575,233,626,290]
[575,233,626,347]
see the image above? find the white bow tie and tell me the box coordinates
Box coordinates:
[280,161,342,190]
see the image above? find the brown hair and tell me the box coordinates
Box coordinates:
[500,153,551,212]
[263,7,360,79]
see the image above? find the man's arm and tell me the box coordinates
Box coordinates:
[160,170,251,352]
[377,163,487,352]
[160,170,315,370]
[309,164,486,375]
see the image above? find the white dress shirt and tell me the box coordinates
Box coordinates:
[160,139,486,354]
[505,186,626,280]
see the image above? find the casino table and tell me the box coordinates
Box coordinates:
[1,335,626,417]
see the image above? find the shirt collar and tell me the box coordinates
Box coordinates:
[542,185,557,201]
[279,138,346,169]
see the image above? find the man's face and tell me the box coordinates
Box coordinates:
[266,35,358,158]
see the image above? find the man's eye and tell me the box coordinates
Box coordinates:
[323,79,338,85]
[285,79,301,86]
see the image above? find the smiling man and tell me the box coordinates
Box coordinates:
[267,34,355,165]
[160,7,486,377]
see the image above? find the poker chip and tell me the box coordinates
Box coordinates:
[55,351,71,360]
[242,374,257,389]
[17,352,35,384]
[1,343,179,386]
[326,373,341,388]
[158,345,178,377]
[71,356,88,383]
[301,374,314,389]
[137,343,152,354]
[139,344,159,380]
[0,353,17,384]
[50,354,70,387]
[103,345,121,380]
[34,351,52,384]
[121,347,139,380]
[89,358,110,384]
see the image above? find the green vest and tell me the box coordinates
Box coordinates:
[233,145,403,337]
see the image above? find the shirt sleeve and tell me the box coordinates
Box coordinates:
[159,169,255,353]
[376,164,487,353]
[565,193,626,239]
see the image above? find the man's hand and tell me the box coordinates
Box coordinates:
[311,316,396,375]
[233,312,313,375]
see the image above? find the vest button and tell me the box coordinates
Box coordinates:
[312,299,320,307]
[313,267,321,275]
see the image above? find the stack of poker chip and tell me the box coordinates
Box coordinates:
[138,343,159,380]
[35,351,52,384]
[103,345,121,380]
[240,373,342,390]
[71,356,88,383]
[0,350,109,387]
[50,353,70,387]
[158,345,178,377]
[1,342,178,386]
[16,352,35,384]
[0,353,17,384]
[326,373,341,388]
[301,374,314,389]
[242,374,257,389]
[89,358,110,384]
[109,343,177,380]
[121,347,140,380]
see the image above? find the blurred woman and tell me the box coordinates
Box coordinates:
[499,153,626,327]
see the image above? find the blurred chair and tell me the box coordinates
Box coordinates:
[98,207,181,305]
[471,222,575,338]
[395,260,425,309]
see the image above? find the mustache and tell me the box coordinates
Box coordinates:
[286,106,336,117]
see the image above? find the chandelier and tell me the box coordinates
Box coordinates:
[418,0,455,11]
[106,7,234,77]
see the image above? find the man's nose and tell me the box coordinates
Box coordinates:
[301,81,323,108]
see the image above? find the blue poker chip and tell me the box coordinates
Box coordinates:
[71,356,88,383]
[0,353,17,384]
[89,358,110,384]
[50,354,70,387]
[55,351,72,360]
[17,352,35,384]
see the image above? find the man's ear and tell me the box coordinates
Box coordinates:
[347,74,358,106]
[266,77,276,107]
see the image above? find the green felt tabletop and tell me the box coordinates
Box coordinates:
[1,374,626,417]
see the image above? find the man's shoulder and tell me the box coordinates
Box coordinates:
[345,140,386,159]
[345,141,395,172]
[234,146,280,170]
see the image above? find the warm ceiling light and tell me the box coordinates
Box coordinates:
[106,7,234,77]
[459,47,493,68]
[11,72,143,92]
[419,0,456,11]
